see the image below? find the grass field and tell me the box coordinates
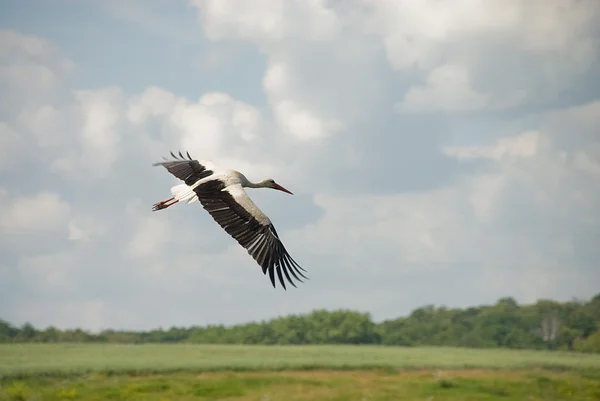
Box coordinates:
[1,344,600,400]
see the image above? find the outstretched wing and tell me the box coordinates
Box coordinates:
[193,180,307,289]
[153,151,215,185]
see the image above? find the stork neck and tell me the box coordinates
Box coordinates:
[239,175,267,189]
[245,180,267,189]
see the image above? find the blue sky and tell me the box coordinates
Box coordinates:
[1,0,599,331]
[2,0,267,104]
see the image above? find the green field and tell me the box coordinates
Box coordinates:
[1,344,600,400]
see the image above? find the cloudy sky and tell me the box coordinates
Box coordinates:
[1,0,599,332]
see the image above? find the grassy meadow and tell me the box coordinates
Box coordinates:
[1,343,600,400]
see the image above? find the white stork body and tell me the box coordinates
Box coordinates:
[152,151,307,289]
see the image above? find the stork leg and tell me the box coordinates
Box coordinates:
[152,197,179,211]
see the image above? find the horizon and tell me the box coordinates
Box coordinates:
[2,292,597,333]
[1,0,599,332]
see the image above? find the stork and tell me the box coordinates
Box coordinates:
[151,151,307,290]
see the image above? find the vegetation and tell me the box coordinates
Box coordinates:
[2,343,600,379]
[2,294,599,353]
[1,344,600,400]
[2,369,600,401]
[2,295,598,399]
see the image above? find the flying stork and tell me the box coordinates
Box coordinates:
[151,151,307,290]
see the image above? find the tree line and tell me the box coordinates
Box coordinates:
[2,294,599,353]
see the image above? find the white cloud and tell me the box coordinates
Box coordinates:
[16,104,64,148]
[366,0,520,70]
[272,100,342,140]
[0,29,74,85]
[4,62,268,183]
[16,298,111,332]
[19,251,78,291]
[127,86,179,123]
[193,3,380,142]
[72,86,124,177]
[444,131,540,161]
[1,2,599,330]
[170,92,265,158]
[546,100,600,132]
[0,123,19,171]
[399,64,489,113]
[75,300,108,332]
[68,216,108,242]
[192,0,340,43]
[262,60,288,94]
[127,89,266,163]
[366,1,600,111]
[0,192,70,233]
[0,29,74,115]
[515,1,599,58]
[367,0,599,71]
[262,59,344,140]
[9,87,125,182]
[574,151,600,177]
[287,118,599,306]
[126,215,173,260]
[288,187,467,270]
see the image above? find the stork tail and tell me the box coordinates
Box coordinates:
[170,184,198,204]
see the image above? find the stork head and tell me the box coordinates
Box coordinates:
[263,179,293,195]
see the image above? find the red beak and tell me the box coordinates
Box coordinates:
[273,183,293,195]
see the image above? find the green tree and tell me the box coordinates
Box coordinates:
[575,330,600,353]
[2,293,599,353]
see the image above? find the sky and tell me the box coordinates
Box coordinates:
[1,0,599,332]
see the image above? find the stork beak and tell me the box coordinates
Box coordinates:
[273,183,293,195]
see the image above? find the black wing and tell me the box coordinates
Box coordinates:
[153,151,214,185]
[193,180,308,290]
